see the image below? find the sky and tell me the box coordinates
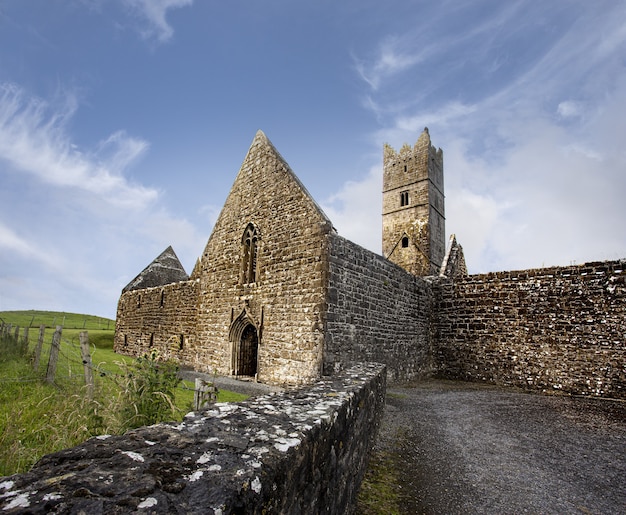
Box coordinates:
[0,0,625,319]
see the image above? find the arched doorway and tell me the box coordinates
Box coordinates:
[237,324,258,377]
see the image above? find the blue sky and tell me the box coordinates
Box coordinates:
[1,0,625,319]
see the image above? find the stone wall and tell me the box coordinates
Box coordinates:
[114,279,199,363]
[193,131,333,385]
[434,260,626,397]
[324,234,434,382]
[0,364,386,514]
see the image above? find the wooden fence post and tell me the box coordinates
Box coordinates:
[193,378,218,410]
[79,331,94,398]
[46,326,62,384]
[21,326,29,355]
[33,325,45,371]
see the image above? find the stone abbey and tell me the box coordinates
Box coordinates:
[115,129,625,397]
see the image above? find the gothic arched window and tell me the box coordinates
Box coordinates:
[242,223,260,284]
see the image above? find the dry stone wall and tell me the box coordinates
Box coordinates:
[0,364,386,515]
[324,234,434,382]
[434,260,626,397]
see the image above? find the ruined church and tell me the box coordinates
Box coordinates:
[115,129,625,397]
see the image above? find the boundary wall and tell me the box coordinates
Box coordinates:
[435,260,626,397]
[0,364,386,514]
[324,234,434,381]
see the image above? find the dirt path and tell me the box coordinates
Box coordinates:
[357,380,626,514]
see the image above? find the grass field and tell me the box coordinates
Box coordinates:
[0,310,247,476]
[0,310,114,331]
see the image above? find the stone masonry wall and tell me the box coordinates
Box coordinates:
[114,279,199,363]
[0,364,386,515]
[324,234,433,382]
[434,260,626,398]
[194,132,332,385]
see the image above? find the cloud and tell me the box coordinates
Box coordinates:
[335,1,626,273]
[0,222,37,259]
[0,82,205,317]
[120,0,193,43]
[0,82,157,209]
[354,37,428,91]
[321,166,382,253]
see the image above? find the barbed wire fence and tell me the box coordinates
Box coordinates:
[0,322,217,410]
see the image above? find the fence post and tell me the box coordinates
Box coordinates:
[193,378,218,410]
[22,326,29,356]
[79,331,94,398]
[33,325,45,371]
[46,326,62,384]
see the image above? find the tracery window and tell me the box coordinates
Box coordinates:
[242,223,260,284]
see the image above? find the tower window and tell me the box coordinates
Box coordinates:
[401,236,409,248]
[400,190,409,207]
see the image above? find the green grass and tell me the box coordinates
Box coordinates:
[0,310,248,476]
[0,310,114,331]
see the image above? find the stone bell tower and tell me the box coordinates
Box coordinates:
[382,128,445,276]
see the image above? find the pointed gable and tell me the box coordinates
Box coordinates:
[200,130,335,266]
[236,130,332,226]
[122,245,189,293]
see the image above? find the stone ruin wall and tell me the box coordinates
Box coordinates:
[434,259,626,398]
[114,279,199,365]
[193,133,333,386]
[324,233,434,382]
[0,364,386,514]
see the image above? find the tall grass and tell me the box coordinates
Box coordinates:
[0,312,247,476]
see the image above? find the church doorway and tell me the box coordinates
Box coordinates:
[236,324,258,377]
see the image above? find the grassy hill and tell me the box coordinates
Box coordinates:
[0,310,114,331]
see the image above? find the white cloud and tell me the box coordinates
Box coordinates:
[0,83,157,209]
[354,37,428,91]
[120,0,193,42]
[557,101,582,119]
[0,82,207,317]
[321,166,382,253]
[337,1,626,273]
[0,222,36,258]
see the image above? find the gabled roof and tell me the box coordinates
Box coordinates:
[249,130,333,226]
[122,246,189,293]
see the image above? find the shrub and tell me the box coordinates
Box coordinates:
[0,330,28,363]
[117,349,182,431]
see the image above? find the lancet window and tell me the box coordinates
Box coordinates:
[242,223,260,284]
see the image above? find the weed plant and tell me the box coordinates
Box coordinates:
[116,349,182,431]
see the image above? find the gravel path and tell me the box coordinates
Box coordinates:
[359,380,626,515]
